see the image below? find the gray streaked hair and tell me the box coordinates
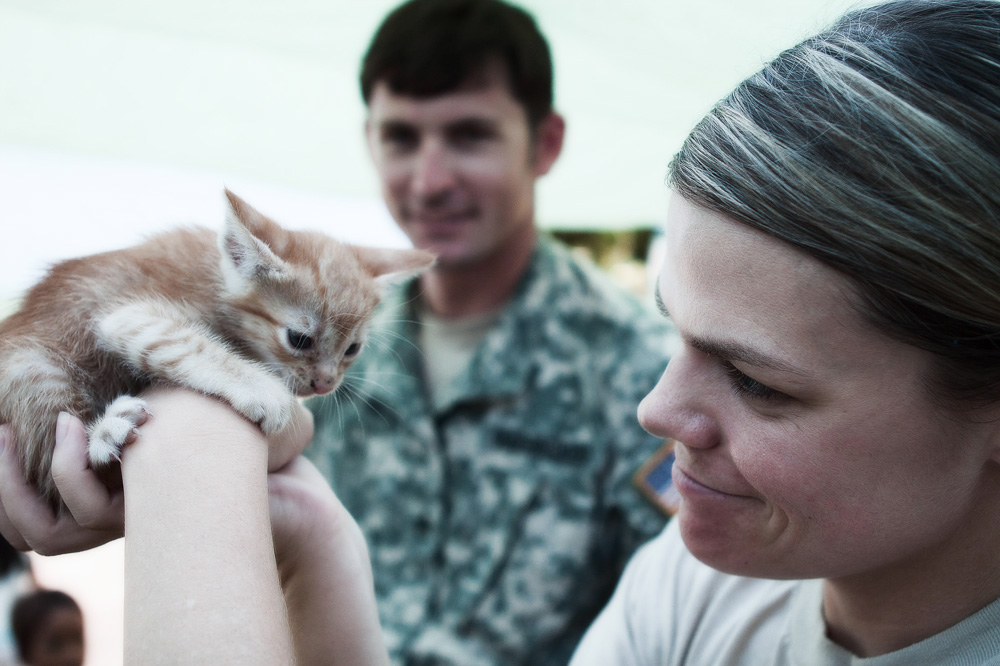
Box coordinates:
[669,0,1000,406]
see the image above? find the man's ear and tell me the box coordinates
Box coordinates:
[363,118,376,161]
[532,112,565,177]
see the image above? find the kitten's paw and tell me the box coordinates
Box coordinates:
[88,396,151,467]
[227,379,294,435]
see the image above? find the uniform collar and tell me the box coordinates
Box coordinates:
[361,239,563,418]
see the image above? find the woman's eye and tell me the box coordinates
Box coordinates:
[344,342,362,357]
[287,330,314,350]
[723,362,779,401]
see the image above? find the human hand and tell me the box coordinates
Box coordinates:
[0,391,313,556]
[265,402,315,474]
[267,455,368,584]
[0,413,124,555]
[267,456,387,666]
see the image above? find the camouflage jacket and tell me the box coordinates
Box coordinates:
[306,236,671,666]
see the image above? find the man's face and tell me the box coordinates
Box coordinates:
[365,67,560,268]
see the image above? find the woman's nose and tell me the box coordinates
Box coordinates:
[638,349,721,449]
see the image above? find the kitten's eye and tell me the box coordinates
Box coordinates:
[344,342,362,358]
[287,330,314,351]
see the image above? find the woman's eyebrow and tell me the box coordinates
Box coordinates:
[653,285,806,376]
[688,336,807,375]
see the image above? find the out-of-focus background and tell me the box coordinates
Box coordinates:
[1,1,874,663]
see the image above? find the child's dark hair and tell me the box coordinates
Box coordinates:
[11,589,81,661]
[360,0,554,130]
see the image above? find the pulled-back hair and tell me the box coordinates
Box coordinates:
[360,0,554,130]
[670,0,1000,407]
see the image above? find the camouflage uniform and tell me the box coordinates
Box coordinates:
[306,236,671,666]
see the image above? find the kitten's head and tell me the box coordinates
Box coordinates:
[217,189,434,397]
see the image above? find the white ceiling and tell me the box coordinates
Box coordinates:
[0,0,874,233]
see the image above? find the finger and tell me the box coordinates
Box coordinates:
[267,456,348,535]
[0,420,116,555]
[267,403,315,473]
[267,456,368,573]
[50,412,125,533]
[0,425,32,551]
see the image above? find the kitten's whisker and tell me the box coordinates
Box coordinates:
[345,373,415,414]
[337,380,370,430]
[338,377,393,432]
[366,326,426,364]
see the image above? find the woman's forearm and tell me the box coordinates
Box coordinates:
[121,388,295,665]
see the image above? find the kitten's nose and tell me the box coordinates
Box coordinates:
[311,375,336,395]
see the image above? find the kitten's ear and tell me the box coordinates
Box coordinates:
[354,246,436,287]
[219,189,289,293]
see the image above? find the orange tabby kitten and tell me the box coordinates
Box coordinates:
[0,189,434,508]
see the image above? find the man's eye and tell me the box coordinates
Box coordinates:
[381,127,418,150]
[287,330,314,350]
[449,123,496,146]
[723,362,779,401]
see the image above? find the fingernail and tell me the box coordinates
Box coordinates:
[56,412,71,443]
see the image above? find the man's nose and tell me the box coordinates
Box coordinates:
[412,142,456,197]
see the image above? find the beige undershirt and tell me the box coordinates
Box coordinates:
[417,302,502,410]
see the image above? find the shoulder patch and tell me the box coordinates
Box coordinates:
[633,440,680,516]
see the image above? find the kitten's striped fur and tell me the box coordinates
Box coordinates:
[0,190,434,508]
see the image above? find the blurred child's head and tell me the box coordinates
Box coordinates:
[11,590,84,666]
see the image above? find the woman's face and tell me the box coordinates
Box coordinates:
[640,194,1000,580]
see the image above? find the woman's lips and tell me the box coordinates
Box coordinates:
[672,465,754,501]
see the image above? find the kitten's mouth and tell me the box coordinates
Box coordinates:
[289,383,318,398]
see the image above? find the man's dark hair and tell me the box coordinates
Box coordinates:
[360,0,554,130]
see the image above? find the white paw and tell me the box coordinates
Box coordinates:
[88,396,151,467]
[226,378,294,434]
